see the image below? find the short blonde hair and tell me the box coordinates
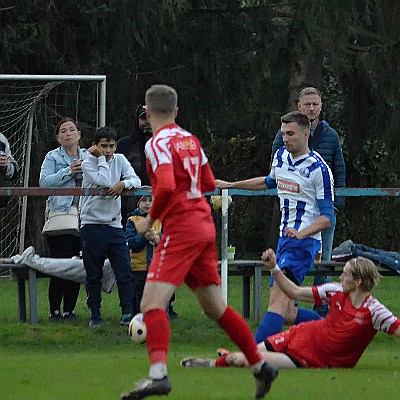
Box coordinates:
[145,84,177,115]
[347,257,381,292]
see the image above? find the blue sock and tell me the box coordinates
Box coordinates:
[254,311,284,343]
[295,308,322,324]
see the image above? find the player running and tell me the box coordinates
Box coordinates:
[121,85,277,400]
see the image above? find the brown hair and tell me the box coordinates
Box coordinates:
[145,84,178,115]
[281,111,310,131]
[348,257,381,292]
[55,117,78,136]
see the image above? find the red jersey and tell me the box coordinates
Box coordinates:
[145,124,216,240]
[269,283,399,368]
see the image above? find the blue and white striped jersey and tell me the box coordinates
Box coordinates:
[268,147,334,240]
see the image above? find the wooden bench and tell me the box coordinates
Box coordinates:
[0,263,46,324]
[222,260,398,322]
[0,260,398,324]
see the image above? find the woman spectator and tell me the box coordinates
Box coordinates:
[39,118,88,320]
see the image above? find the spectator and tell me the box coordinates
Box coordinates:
[80,126,141,328]
[271,87,346,316]
[121,84,277,400]
[0,132,19,208]
[181,251,400,370]
[126,195,179,319]
[126,195,161,315]
[116,104,151,229]
[217,111,334,343]
[39,118,88,320]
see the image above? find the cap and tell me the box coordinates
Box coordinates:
[138,105,146,118]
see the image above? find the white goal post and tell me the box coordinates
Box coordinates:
[0,74,106,259]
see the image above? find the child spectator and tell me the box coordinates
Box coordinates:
[80,126,141,328]
[126,195,178,319]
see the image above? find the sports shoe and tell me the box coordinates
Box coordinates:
[88,318,102,329]
[180,357,215,368]
[253,362,278,399]
[120,314,134,326]
[121,376,172,399]
[167,308,179,320]
[49,310,61,321]
[62,311,77,320]
[217,348,230,357]
[331,239,354,261]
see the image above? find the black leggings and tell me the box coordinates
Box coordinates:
[46,234,81,314]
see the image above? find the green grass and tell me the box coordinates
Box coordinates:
[0,275,398,399]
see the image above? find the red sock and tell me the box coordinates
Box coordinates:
[215,355,230,368]
[144,308,170,365]
[218,306,262,366]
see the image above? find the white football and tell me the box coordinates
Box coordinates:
[128,313,147,343]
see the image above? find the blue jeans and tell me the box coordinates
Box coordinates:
[81,224,134,318]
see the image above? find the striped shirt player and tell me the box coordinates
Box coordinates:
[215,111,335,344]
[265,282,400,368]
[266,147,334,286]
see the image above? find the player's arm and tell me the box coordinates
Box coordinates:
[261,249,315,303]
[201,162,216,193]
[149,164,175,221]
[216,176,269,190]
[285,214,331,240]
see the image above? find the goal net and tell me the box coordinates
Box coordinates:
[0,75,106,259]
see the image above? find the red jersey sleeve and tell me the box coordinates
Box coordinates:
[201,162,216,193]
[149,164,175,220]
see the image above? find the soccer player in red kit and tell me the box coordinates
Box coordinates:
[181,252,400,371]
[121,84,277,400]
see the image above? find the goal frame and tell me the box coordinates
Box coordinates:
[0,74,106,255]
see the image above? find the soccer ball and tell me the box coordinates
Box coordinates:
[128,313,147,343]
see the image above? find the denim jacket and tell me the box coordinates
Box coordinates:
[39,146,88,212]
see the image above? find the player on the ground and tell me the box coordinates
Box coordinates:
[121,84,277,400]
[181,250,400,370]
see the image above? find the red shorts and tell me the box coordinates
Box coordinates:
[147,233,221,290]
[266,323,323,368]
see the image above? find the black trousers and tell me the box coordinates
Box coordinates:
[46,234,81,314]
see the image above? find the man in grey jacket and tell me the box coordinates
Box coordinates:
[81,126,141,328]
[271,87,346,316]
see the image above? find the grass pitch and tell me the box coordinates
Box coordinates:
[0,274,398,399]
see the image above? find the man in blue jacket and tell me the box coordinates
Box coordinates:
[271,87,346,317]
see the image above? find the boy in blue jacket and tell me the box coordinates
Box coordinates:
[126,195,178,319]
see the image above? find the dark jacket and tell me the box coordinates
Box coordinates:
[271,120,346,210]
[116,104,151,228]
[126,208,162,271]
[116,104,150,186]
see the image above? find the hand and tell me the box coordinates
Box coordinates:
[144,229,156,241]
[151,234,160,245]
[70,159,82,174]
[284,227,304,239]
[88,145,104,158]
[135,217,153,235]
[215,179,231,189]
[261,249,277,270]
[108,182,125,197]
[0,153,7,170]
